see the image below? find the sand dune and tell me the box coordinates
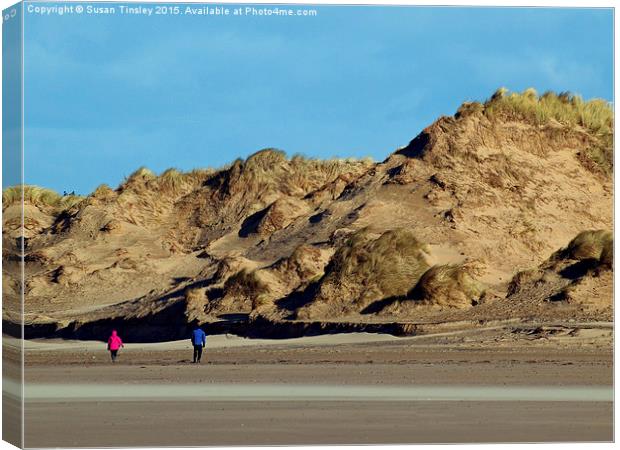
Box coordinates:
[2,89,612,341]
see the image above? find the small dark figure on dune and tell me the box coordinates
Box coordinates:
[191,327,207,363]
[107,330,124,363]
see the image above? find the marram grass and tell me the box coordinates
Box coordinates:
[560,229,613,263]
[320,228,430,304]
[408,264,485,307]
[3,185,84,210]
[464,88,615,174]
[483,87,613,137]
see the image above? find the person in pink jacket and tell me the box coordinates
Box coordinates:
[107,330,124,363]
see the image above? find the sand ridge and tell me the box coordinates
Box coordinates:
[3,89,613,341]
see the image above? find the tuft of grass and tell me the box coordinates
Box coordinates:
[127,167,156,182]
[4,185,58,206]
[58,195,84,209]
[3,185,84,210]
[506,268,546,296]
[576,123,614,174]
[490,86,508,101]
[558,230,613,263]
[92,184,115,197]
[408,264,485,307]
[3,185,26,207]
[224,268,274,311]
[184,286,208,322]
[476,88,614,173]
[224,269,270,304]
[507,229,613,304]
[186,168,215,184]
[455,101,484,119]
[185,286,206,304]
[205,149,372,201]
[314,228,430,308]
[119,166,211,199]
[484,88,612,134]
[157,168,185,191]
[246,148,288,166]
[600,239,613,268]
[119,167,157,194]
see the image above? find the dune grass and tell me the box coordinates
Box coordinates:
[57,195,84,209]
[3,185,83,210]
[196,149,373,209]
[225,268,276,310]
[480,88,613,173]
[506,268,543,297]
[184,286,210,322]
[408,264,485,307]
[247,148,288,166]
[484,88,613,135]
[558,229,613,264]
[316,228,430,307]
[157,168,185,191]
[116,150,370,204]
[92,183,114,195]
[3,185,25,206]
[224,269,270,305]
[91,184,117,201]
[120,166,214,197]
[455,101,485,119]
[126,167,156,183]
[509,229,613,295]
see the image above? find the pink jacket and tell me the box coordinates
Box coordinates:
[107,330,123,351]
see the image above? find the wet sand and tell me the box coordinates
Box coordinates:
[7,328,614,447]
[24,400,612,447]
[18,380,612,402]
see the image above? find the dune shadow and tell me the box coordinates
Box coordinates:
[155,273,223,305]
[275,282,321,318]
[238,207,270,238]
[173,277,192,284]
[559,259,599,280]
[308,210,330,224]
[217,313,249,322]
[393,130,430,159]
[360,295,406,315]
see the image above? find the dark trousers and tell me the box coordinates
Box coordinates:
[110,349,118,362]
[193,344,203,362]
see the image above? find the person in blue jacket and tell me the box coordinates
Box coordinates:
[191,326,207,363]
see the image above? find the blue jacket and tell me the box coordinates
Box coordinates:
[191,328,206,346]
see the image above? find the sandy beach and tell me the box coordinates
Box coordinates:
[4,325,613,447]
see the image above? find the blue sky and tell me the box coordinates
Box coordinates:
[20,4,613,195]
